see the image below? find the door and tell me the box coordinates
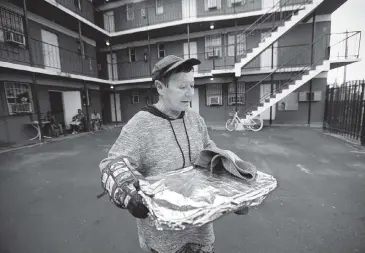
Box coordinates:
[107,53,118,80]
[260,41,278,70]
[49,91,65,126]
[103,11,115,32]
[62,91,82,129]
[110,93,122,122]
[183,42,198,72]
[261,0,280,10]
[190,88,199,114]
[41,29,61,70]
[182,0,196,19]
[260,83,276,120]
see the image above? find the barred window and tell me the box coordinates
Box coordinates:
[4,82,33,115]
[205,35,222,58]
[206,83,223,106]
[0,7,24,34]
[228,82,245,105]
[227,32,246,56]
[158,43,165,58]
[126,4,134,21]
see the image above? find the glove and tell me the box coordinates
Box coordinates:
[234,206,249,215]
[125,182,149,219]
[99,158,142,209]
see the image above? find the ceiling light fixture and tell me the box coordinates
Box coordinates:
[110,85,114,89]
[210,24,214,29]
[105,40,110,46]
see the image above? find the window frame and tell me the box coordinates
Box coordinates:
[126,4,135,21]
[157,43,165,58]
[129,47,136,62]
[156,0,164,15]
[206,83,223,106]
[4,82,34,115]
[227,82,245,105]
[205,34,222,58]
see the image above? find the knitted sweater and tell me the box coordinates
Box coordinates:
[99,105,216,253]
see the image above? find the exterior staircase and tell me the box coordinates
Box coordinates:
[225,0,325,77]
[246,60,330,119]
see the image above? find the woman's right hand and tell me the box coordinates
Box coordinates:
[126,191,149,219]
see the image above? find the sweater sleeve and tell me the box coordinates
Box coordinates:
[197,115,216,149]
[99,115,145,190]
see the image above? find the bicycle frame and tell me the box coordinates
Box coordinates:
[232,112,259,127]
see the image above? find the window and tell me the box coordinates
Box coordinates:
[132,94,140,104]
[4,82,33,115]
[205,35,222,58]
[107,53,118,80]
[228,83,245,105]
[0,7,24,35]
[129,47,136,62]
[103,11,115,32]
[204,0,221,10]
[227,32,247,57]
[126,4,134,21]
[74,0,81,10]
[156,0,164,14]
[227,0,244,7]
[206,84,223,106]
[158,44,165,58]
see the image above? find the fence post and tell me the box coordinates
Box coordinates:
[361,82,365,146]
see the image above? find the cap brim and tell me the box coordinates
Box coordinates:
[163,58,201,77]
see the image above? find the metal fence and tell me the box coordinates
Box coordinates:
[323,80,365,145]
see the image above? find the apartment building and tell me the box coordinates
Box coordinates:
[0,0,361,146]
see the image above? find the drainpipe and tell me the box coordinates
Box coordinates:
[22,0,42,139]
[148,30,152,104]
[187,23,190,58]
[78,20,89,131]
[109,38,118,124]
[308,11,316,126]
[234,19,238,113]
[270,44,274,126]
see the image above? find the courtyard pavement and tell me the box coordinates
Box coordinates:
[0,126,364,253]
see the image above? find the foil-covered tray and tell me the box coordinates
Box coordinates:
[138,166,277,231]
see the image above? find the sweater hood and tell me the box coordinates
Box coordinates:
[140,105,185,120]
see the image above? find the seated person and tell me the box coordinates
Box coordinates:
[70,109,85,134]
[44,111,64,137]
[90,110,101,131]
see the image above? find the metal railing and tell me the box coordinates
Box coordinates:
[0,27,98,77]
[54,0,95,23]
[324,80,365,145]
[236,0,313,59]
[240,31,361,116]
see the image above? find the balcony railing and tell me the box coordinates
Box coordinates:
[0,27,98,78]
[54,0,95,23]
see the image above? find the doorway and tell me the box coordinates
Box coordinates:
[49,91,65,126]
[260,83,276,120]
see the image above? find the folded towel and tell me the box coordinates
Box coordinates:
[194,146,256,181]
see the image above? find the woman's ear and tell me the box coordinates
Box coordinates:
[155,80,165,96]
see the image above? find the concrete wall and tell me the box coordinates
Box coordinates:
[56,0,95,23]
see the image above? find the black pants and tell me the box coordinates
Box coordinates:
[151,243,215,253]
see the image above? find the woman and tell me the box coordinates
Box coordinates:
[99,55,245,253]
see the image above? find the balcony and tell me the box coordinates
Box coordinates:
[0,27,99,79]
[52,0,95,23]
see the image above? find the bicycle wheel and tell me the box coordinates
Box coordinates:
[248,118,263,132]
[225,118,238,131]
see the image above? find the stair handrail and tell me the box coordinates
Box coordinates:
[236,0,313,55]
[241,31,361,116]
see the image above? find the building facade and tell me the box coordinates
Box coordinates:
[0,0,361,146]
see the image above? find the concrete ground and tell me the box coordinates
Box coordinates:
[0,127,364,253]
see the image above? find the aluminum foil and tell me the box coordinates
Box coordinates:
[138,166,277,231]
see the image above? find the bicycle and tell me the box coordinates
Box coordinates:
[225,111,263,132]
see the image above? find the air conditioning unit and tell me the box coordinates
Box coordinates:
[5,31,25,46]
[209,96,221,105]
[141,8,146,18]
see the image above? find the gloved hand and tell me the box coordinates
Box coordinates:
[126,193,149,219]
[234,206,249,215]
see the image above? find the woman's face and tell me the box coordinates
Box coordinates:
[158,71,195,112]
